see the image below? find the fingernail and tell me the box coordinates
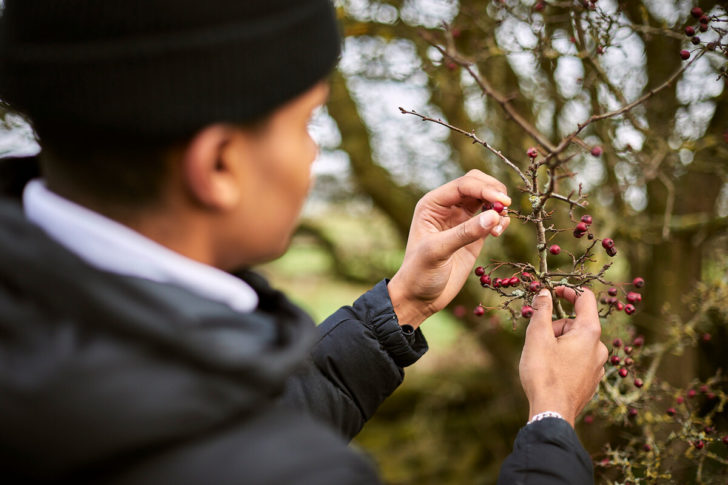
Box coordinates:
[492,224,503,236]
[538,289,550,297]
[479,211,497,229]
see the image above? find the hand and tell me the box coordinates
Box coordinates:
[387,170,511,327]
[519,287,609,427]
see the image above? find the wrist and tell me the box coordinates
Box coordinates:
[387,277,431,329]
[529,400,575,428]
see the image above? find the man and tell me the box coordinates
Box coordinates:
[0,1,607,483]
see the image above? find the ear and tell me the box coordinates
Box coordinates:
[181,124,244,211]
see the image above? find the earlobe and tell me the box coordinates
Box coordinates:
[182,124,242,211]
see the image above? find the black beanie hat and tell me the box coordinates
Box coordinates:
[0,0,341,141]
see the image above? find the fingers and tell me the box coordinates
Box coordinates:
[555,286,600,328]
[425,170,510,209]
[433,210,500,258]
[525,289,555,342]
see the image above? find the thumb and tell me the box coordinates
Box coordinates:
[434,210,500,259]
[526,289,555,342]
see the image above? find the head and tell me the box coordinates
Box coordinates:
[0,0,340,269]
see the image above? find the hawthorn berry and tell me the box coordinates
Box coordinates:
[606,246,617,257]
[446,61,457,71]
[699,23,708,32]
[573,229,586,239]
[632,336,644,347]
[527,147,538,158]
[624,304,636,315]
[590,146,603,157]
[632,277,645,288]
[602,238,615,249]
[693,440,704,450]
[521,305,534,318]
[607,296,617,305]
[575,222,589,233]
[584,415,594,424]
[521,272,532,280]
[618,368,628,378]
[493,278,502,288]
[666,407,677,416]
[474,305,485,317]
[612,337,622,348]
[702,333,712,342]
[616,302,624,311]
[549,244,561,255]
[643,443,652,452]
[699,15,709,25]
[685,25,696,36]
[691,7,703,18]
[492,201,505,214]
[580,214,593,225]
[628,407,639,418]
[610,355,620,365]
[587,233,594,240]
[700,384,709,394]
[480,274,491,287]
[704,426,715,434]
[634,378,643,388]
[624,357,633,366]
[707,392,716,400]
[676,396,684,404]
[509,276,520,286]
[722,435,728,446]
[475,266,485,276]
[688,389,697,398]
[608,287,618,296]
[680,49,691,60]
[691,36,701,45]
[624,345,633,355]
[626,292,642,304]
[529,281,541,292]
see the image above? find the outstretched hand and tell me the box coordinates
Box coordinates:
[387,170,511,327]
[519,287,609,427]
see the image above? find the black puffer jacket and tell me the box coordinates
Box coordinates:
[0,158,427,484]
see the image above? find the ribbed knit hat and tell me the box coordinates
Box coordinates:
[0,0,341,141]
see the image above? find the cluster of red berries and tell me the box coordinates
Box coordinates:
[600,277,644,316]
[473,266,542,318]
[482,200,506,215]
[680,7,715,60]
[609,335,643,387]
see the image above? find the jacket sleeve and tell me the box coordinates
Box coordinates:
[497,417,594,485]
[279,279,428,440]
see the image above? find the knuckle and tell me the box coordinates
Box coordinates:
[465,169,482,177]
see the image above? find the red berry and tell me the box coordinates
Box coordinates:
[626,292,641,304]
[446,61,457,71]
[624,345,633,355]
[529,281,541,292]
[643,443,652,452]
[618,368,628,378]
[474,305,485,317]
[699,15,709,25]
[608,287,618,296]
[590,146,602,157]
[451,28,461,38]
[624,304,636,315]
[509,276,520,286]
[624,357,633,366]
[704,426,714,434]
[707,392,716,400]
[610,355,620,365]
[475,266,485,276]
[676,396,684,404]
[616,301,624,311]
[691,36,701,45]
[580,214,593,225]
[722,436,728,446]
[573,229,586,238]
[691,7,703,18]
[492,201,505,214]
[633,378,643,388]
[680,49,690,60]
[688,389,697,398]
[527,147,538,158]
[602,238,615,249]
[632,336,644,347]
[596,45,604,55]
[685,25,695,36]
[522,272,533,280]
[612,338,622,348]
[693,440,704,450]
[606,246,617,257]
[453,305,467,318]
[549,244,561,255]
[632,277,645,288]
[575,222,589,233]
[587,233,594,240]
[521,305,534,318]
[700,384,709,394]
[699,23,708,32]
[534,1,545,11]
[584,414,594,424]
[628,407,638,418]
[666,407,677,416]
[480,274,491,287]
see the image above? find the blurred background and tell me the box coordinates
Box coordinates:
[2,0,727,483]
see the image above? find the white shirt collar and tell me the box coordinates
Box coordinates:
[23,179,259,314]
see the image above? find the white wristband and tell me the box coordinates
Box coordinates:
[527,411,564,425]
